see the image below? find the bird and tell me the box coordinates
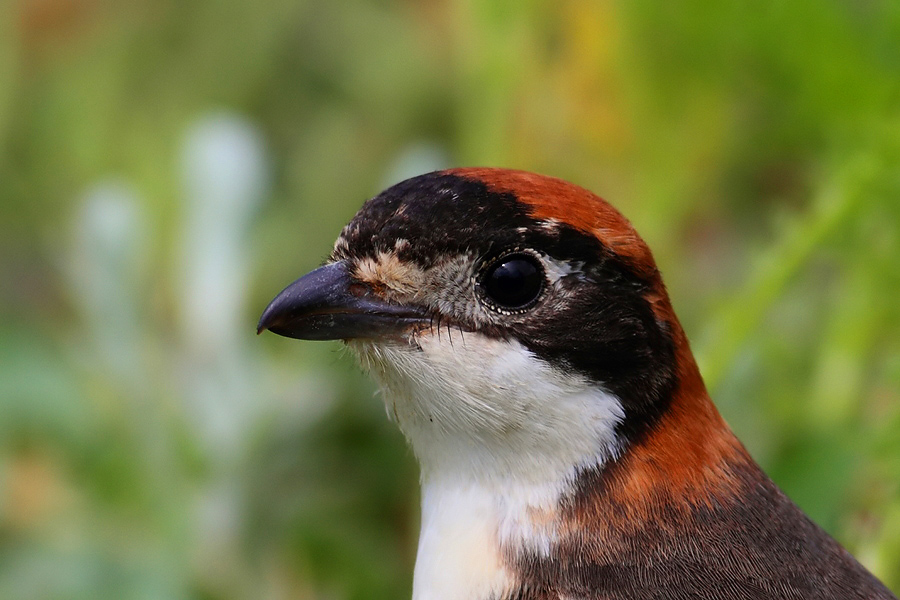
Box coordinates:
[257,168,896,600]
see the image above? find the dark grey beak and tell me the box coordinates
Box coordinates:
[257,261,428,340]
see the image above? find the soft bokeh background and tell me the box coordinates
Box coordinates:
[1,0,899,598]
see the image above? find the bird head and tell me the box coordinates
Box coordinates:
[258,168,736,493]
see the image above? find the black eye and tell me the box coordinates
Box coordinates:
[479,253,545,311]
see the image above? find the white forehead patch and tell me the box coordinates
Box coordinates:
[353,251,426,296]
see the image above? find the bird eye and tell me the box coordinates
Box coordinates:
[478,253,545,311]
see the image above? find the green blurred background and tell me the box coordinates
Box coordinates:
[1,0,899,598]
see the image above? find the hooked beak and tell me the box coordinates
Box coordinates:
[257,261,428,340]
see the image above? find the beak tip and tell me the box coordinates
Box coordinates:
[256,304,279,336]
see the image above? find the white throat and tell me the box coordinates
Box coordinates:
[352,331,625,600]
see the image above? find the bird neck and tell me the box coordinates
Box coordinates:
[412,475,549,600]
[357,326,750,599]
[408,330,751,600]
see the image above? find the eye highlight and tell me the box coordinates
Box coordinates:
[477,252,545,312]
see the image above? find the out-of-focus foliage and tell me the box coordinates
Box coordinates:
[0,0,898,597]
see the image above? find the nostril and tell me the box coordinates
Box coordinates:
[348,282,370,297]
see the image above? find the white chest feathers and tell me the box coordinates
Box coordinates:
[351,330,626,600]
[413,481,513,600]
